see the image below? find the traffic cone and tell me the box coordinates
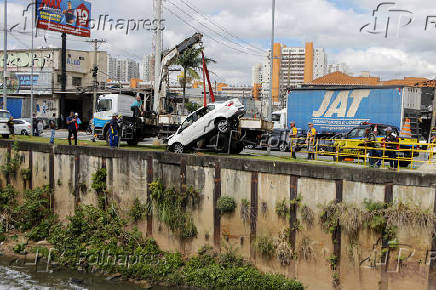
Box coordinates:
[400,118,412,138]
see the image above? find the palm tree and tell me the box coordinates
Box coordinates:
[172,47,215,110]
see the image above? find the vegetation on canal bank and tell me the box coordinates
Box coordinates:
[0,185,303,290]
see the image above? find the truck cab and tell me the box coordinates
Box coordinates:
[272,109,287,129]
[93,94,134,140]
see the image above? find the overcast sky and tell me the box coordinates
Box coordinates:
[2,0,436,85]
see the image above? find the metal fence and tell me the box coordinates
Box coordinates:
[289,138,436,172]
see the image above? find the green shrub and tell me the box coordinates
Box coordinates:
[256,236,277,258]
[275,199,289,218]
[216,196,236,214]
[149,180,199,240]
[129,198,151,222]
[14,186,53,233]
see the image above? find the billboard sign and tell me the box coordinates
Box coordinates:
[36,0,91,37]
[0,71,53,95]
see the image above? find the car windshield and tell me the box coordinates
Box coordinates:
[272,114,281,122]
[347,128,366,138]
[97,99,112,112]
[0,112,10,119]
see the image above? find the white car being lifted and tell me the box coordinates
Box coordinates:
[0,110,11,138]
[168,99,245,153]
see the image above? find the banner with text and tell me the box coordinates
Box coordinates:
[36,0,91,37]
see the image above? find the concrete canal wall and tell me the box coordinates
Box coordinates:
[1,140,436,290]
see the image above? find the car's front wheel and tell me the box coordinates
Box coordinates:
[21,130,27,135]
[216,119,230,134]
[173,143,184,154]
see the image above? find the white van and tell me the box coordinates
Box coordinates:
[0,110,11,138]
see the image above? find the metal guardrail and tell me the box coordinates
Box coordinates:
[288,138,436,172]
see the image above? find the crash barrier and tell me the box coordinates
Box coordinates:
[288,137,436,172]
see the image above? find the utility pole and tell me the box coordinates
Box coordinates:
[86,39,106,120]
[268,0,276,122]
[30,1,34,133]
[3,0,7,110]
[153,0,162,113]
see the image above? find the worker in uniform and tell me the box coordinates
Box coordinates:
[364,127,381,168]
[383,127,399,169]
[306,122,317,160]
[109,113,119,148]
[289,121,298,159]
[131,96,144,118]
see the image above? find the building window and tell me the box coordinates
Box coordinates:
[72,77,82,87]
[57,74,62,83]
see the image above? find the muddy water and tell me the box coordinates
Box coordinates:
[0,257,152,289]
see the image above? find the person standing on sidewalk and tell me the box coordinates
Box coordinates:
[66,111,78,146]
[7,116,14,137]
[306,122,317,160]
[384,127,399,169]
[109,113,119,148]
[364,128,381,167]
[49,117,56,145]
[289,121,298,159]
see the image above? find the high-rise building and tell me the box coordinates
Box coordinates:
[328,63,350,75]
[107,55,118,80]
[251,64,263,86]
[141,54,155,83]
[258,42,328,102]
[108,55,140,83]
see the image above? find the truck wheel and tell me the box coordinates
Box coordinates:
[2,134,9,139]
[127,139,139,146]
[279,142,288,152]
[216,119,230,134]
[230,143,245,154]
[173,143,184,154]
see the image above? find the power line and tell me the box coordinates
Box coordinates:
[164,6,264,57]
[167,0,264,56]
[176,0,266,54]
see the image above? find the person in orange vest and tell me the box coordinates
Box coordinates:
[306,122,316,160]
[289,121,298,159]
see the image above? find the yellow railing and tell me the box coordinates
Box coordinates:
[288,138,436,172]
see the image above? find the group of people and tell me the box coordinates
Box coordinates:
[288,121,317,160]
[364,127,399,169]
[288,122,402,168]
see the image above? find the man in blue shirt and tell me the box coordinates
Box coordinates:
[66,111,78,145]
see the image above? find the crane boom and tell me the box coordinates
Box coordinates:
[155,32,203,113]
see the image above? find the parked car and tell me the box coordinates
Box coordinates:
[0,110,11,138]
[168,99,245,153]
[13,119,32,135]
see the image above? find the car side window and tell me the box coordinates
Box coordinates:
[180,116,193,132]
[15,120,23,124]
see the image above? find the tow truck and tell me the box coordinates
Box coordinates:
[94,33,204,145]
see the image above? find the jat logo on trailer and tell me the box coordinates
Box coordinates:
[312,90,371,118]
